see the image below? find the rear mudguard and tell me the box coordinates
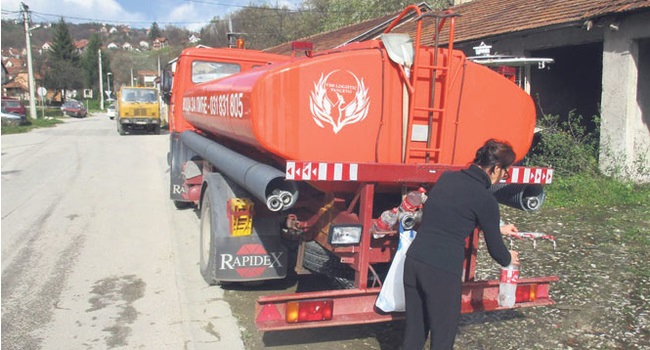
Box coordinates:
[203,172,288,282]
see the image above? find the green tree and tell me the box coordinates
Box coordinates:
[48,18,78,63]
[43,18,83,101]
[164,24,189,47]
[199,17,230,48]
[222,0,452,50]
[231,4,307,49]
[304,0,450,31]
[149,22,162,41]
[80,33,111,92]
[0,20,24,48]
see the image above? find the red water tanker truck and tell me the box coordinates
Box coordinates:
[162,6,557,331]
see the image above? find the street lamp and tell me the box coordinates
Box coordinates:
[106,72,112,100]
[98,49,104,110]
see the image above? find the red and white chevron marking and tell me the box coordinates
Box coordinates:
[286,161,358,181]
[505,166,553,184]
[286,162,553,184]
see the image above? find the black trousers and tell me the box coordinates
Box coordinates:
[402,256,462,350]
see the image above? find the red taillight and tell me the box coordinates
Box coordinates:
[286,299,333,323]
[515,284,538,303]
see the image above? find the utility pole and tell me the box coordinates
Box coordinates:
[20,2,37,120]
[98,49,104,110]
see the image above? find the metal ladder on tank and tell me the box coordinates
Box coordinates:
[386,8,459,164]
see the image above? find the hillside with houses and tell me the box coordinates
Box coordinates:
[1,20,201,103]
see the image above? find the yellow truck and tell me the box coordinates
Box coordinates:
[116,86,162,135]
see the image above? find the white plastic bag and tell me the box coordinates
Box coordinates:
[375,226,417,312]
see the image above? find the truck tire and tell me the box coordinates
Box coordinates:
[117,119,125,135]
[153,125,161,135]
[199,190,221,285]
[303,241,355,289]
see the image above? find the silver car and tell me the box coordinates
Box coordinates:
[107,104,116,120]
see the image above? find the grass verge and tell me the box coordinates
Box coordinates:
[546,174,650,208]
[1,117,64,135]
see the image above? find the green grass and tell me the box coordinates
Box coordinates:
[546,174,650,208]
[1,115,64,135]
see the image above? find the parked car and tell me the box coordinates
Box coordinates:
[106,104,116,119]
[1,111,25,126]
[61,100,87,118]
[1,98,28,125]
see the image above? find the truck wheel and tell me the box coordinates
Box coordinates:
[303,241,355,289]
[199,190,221,285]
[117,120,125,135]
[153,125,161,135]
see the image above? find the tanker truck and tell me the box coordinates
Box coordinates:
[162,6,557,331]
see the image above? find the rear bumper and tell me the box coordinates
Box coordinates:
[255,276,558,331]
[120,118,160,126]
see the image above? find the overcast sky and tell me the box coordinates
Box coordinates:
[1,0,301,31]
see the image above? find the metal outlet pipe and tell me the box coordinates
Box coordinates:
[180,131,299,211]
[489,183,546,211]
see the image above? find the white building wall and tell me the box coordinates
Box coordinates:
[599,12,650,182]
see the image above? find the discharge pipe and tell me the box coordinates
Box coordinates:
[489,183,546,211]
[180,131,298,211]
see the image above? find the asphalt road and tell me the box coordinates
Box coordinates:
[1,115,244,350]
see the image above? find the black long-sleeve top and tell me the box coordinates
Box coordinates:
[407,164,511,278]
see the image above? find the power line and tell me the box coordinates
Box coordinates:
[17,10,211,26]
[2,2,407,31]
[2,6,301,28]
[183,0,304,12]
[0,0,307,27]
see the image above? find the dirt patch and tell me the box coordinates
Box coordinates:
[87,275,146,348]
[224,204,650,349]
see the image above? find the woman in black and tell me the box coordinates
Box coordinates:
[403,139,520,350]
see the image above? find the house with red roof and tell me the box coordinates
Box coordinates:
[74,39,89,54]
[153,37,168,50]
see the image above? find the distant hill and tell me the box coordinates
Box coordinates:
[1,19,193,52]
[1,19,195,95]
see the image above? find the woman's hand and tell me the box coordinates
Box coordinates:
[500,223,518,236]
[509,250,520,265]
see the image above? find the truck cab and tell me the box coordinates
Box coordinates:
[116,86,161,135]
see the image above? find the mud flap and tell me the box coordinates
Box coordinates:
[203,172,287,282]
[170,132,193,202]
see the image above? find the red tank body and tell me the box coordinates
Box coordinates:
[178,41,535,165]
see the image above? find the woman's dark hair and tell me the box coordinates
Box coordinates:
[472,139,516,172]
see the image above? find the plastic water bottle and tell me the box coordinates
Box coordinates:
[371,208,398,239]
[399,187,427,213]
[498,263,519,307]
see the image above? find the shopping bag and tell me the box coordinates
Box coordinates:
[375,225,416,312]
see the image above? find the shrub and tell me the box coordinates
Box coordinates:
[523,111,600,176]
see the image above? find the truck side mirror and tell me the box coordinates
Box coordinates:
[161,69,173,103]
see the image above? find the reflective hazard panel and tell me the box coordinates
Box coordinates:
[227,198,254,236]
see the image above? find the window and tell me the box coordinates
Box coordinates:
[191,61,240,84]
[121,88,158,103]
